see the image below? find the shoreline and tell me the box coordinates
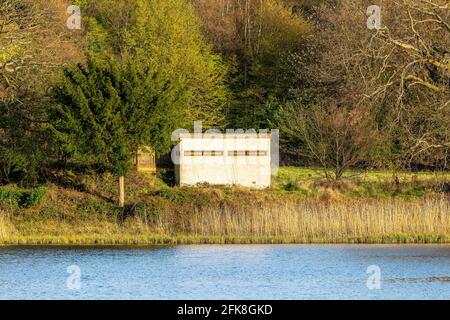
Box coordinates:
[1,233,449,247]
[1,169,449,247]
[3,242,450,248]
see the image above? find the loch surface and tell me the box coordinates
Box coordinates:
[0,245,449,300]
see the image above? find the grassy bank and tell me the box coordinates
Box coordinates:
[0,167,449,245]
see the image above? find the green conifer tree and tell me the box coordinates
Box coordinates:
[49,56,185,206]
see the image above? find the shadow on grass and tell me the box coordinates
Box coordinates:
[157,168,176,187]
[46,162,114,204]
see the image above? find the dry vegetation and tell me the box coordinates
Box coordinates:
[0,168,449,245]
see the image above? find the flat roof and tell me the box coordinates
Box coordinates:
[179,133,272,139]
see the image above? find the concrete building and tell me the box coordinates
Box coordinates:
[175,133,272,188]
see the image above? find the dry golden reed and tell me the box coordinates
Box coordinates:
[0,211,17,241]
[1,197,449,245]
[154,197,450,242]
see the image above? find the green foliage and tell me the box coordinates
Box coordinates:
[1,0,448,190]
[47,0,230,179]
[72,0,91,8]
[284,181,300,192]
[253,96,283,129]
[282,182,310,195]
[0,0,84,185]
[19,187,47,208]
[156,169,176,187]
[152,187,212,206]
[0,102,50,185]
[49,55,186,176]
[249,0,311,97]
[85,0,229,129]
[273,167,450,198]
[131,201,166,222]
[227,0,311,128]
[0,187,21,208]
[0,147,28,184]
[403,186,426,197]
[0,186,47,209]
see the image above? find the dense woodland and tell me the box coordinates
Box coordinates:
[0,0,449,186]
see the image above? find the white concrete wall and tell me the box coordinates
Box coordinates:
[176,134,271,188]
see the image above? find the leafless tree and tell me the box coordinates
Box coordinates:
[0,0,83,104]
[284,103,385,180]
[288,0,449,170]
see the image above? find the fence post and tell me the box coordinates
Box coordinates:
[118,176,125,207]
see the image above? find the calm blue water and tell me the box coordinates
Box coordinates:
[0,245,448,300]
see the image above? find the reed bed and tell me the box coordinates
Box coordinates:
[154,197,449,241]
[1,197,449,245]
[0,211,16,242]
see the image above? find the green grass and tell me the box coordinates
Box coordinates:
[272,167,450,198]
[0,185,47,209]
[1,234,448,246]
[274,166,450,183]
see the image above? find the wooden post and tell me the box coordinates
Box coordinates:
[118,176,125,207]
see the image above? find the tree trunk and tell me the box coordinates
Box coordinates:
[118,176,125,207]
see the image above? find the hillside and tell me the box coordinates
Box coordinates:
[1,168,449,245]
